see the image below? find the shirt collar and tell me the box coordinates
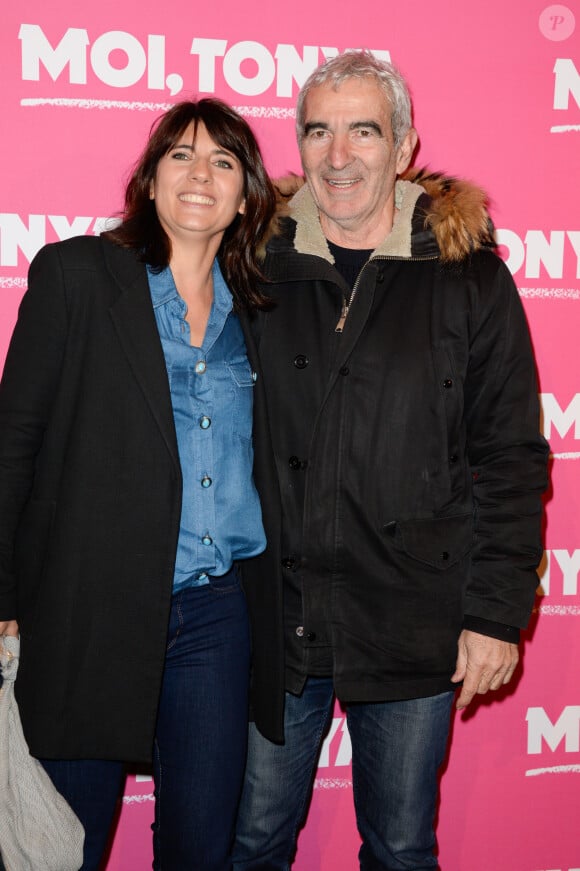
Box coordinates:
[147,259,232,314]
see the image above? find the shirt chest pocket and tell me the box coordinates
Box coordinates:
[226,359,255,441]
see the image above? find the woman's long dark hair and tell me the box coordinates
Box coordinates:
[104,99,276,311]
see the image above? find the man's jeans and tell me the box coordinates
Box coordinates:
[233,678,454,871]
[38,566,250,871]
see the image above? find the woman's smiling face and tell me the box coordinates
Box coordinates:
[150,121,246,249]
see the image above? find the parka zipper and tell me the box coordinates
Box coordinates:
[334,253,438,333]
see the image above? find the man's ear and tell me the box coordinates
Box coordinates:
[396,128,418,175]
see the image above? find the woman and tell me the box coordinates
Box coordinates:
[0,98,275,870]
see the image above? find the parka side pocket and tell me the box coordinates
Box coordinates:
[394,513,474,570]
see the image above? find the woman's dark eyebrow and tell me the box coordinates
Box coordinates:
[169,143,236,158]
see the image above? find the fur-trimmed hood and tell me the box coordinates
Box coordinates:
[263,168,495,263]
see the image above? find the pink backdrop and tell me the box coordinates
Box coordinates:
[1,2,579,869]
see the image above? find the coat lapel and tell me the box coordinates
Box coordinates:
[104,242,179,467]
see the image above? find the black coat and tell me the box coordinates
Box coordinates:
[0,236,274,759]
[242,175,549,743]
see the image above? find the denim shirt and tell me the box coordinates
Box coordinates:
[147,260,266,591]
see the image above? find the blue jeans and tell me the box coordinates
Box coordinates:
[37,759,125,870]
[152,569,250,870]
[233,678,454,871]
[38,566,250,871]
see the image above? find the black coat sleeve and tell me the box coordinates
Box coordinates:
[463,253,549,629]
[0,244,68,619]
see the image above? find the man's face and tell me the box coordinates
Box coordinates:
[299,77,416,246]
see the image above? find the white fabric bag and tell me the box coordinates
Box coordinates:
[0,635,85,871]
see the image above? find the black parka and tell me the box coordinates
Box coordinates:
[243,173,549,743]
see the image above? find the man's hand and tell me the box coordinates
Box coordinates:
[451,629,519,710]
[0,620,19,637]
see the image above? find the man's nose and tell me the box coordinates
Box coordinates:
[326,133,352,169]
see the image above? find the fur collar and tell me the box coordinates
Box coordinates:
[265,168,495,263]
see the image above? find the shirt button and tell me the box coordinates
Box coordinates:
[199,416,211,429]
[443,378,453,389]
[198,572,208,581]
[293,354,309,369]
[195,361,207,374]
[295,626,304,637]
[449,454,458,464]
[201,476,213,488]
[202,534,213,546]
[252,371,258,382]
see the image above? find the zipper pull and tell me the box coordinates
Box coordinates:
[335,299,348,333]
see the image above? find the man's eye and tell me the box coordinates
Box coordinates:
[308,129,329,141]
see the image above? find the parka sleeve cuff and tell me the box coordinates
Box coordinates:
[462,615,520,643]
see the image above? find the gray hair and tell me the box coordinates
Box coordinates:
[296,50,413,147]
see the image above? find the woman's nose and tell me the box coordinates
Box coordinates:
[188,158,211,181]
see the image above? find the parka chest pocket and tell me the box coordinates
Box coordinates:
[387,513,474,570]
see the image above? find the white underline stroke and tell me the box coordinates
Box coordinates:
[550,125,580,133]
[525,764,580,776]
[22,97,173,111]
[0,277,27,289]
[536,604,580,617]
[122,792,155,804]
[550,452,580,460]
[314,777,352,790]
[518,287,580,300]
[20,98,296,119]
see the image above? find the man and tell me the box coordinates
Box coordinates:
[235,51,549,871]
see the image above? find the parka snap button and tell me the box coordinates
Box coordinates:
[306,632,317,642]
[294,354,309,369]
[295,626,304,637]
[443,379,453,389]
[449,454,458,464]
[282,557,297,570]
[289,456,301,470]
[339,366,350,376]
[442,551,449,561]
[376,272,385,283]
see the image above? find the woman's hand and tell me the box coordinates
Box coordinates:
[0,620,19,637]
